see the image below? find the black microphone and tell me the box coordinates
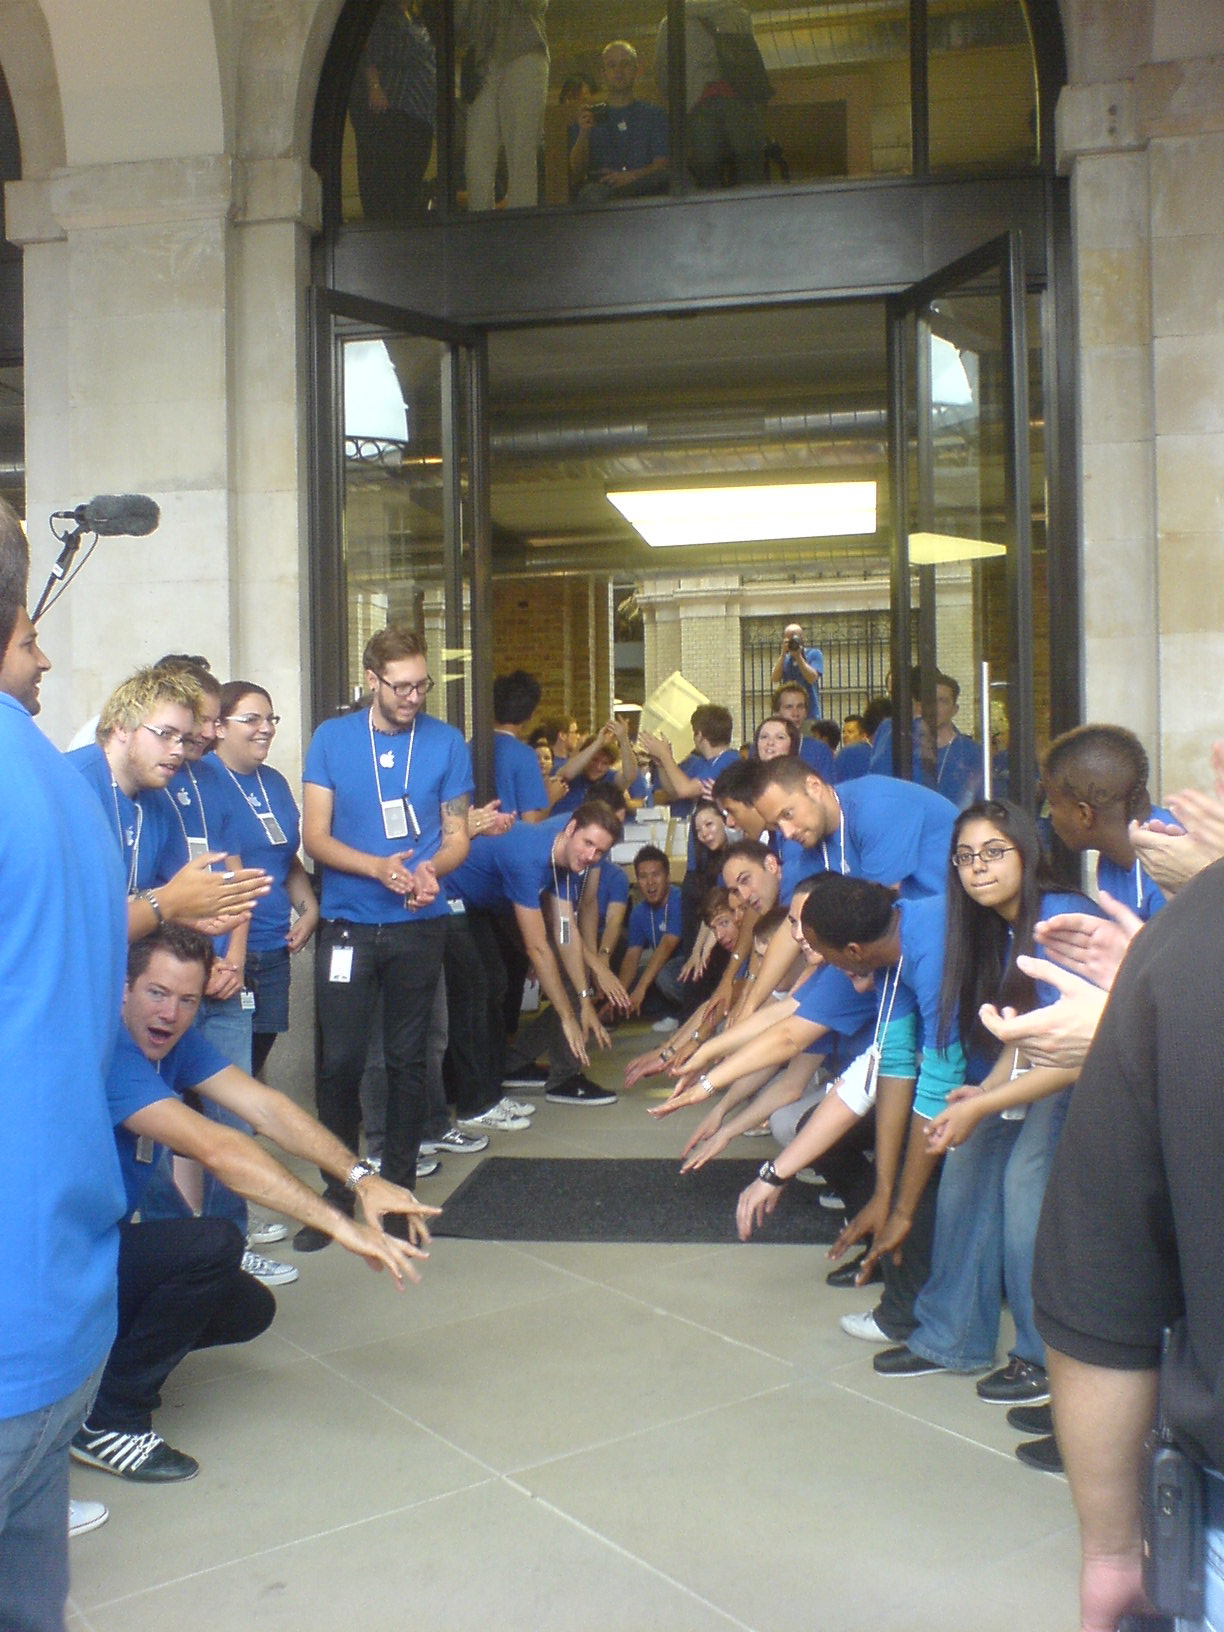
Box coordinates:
[64,494,161,537]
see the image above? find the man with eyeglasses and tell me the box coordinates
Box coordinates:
[296,626,473,1248]
[66,666,271,944]
[136,662,299,1288]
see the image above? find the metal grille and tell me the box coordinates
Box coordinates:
[742,609,913,735]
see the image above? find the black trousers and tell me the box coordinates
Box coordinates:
[875,1158,943,1342]
[441,912,503,1118]
[89,1218,274,1432]
[315,916,447,1194]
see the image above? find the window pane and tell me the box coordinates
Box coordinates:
[342,334,452,705]
[543,3,672,207]
[928,0,1038,173]
[752,0,910,180]
[343,2,439,224]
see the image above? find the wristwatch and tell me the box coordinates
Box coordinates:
[345,1159,379,1191]
[137,888,164,924]
[758,1160,786,1188]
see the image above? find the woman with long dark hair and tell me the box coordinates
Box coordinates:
[872,798,1096,1409]
[752,714,801,761]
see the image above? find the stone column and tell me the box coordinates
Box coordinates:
[7,153,320,770]
[1058,48,1224,795]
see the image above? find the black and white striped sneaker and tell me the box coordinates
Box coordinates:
[70,1426,199,1482]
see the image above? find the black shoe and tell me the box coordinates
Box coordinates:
[826,1253,881,1289]
[1007,1401,1054,1436]
[501,1063,549,1090]
[293,1222,334,1253]
[545,1074,617,1106]
[977,1357,1050,1405]
[873,1345,946,1378]
[1015,1434,1064,1475]
[70,1427,199,1483]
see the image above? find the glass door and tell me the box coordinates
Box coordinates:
[313,300,495,797]
[886,232,1038,811]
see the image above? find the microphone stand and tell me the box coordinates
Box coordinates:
[31,514,96,623]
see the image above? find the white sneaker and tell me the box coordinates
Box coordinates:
[651,1016,680,1033]
[416,1155,440,1177]
[497,1095,535,1119]
[241,1250,299,1286]
[458,1101,531,1132]
[68,1499,109,1538]
[246,1218,289,1247]
[839,1310,892,1344]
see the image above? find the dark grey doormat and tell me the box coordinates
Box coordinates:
[431,1157,844,1245]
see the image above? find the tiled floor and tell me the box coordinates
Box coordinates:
[66,1026,1081,1631]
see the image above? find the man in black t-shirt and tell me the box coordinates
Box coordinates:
[1033,860,1224,1630]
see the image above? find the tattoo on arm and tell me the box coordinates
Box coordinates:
[441,793,471,837]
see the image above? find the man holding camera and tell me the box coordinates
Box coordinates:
[568,39,669,203]
[770,622,824,720]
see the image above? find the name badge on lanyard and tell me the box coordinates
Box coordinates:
[257,809,289,847]
[371,716,420,841]
[558,911,572,946]
[186,834,211,863]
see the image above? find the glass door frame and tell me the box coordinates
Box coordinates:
[885,230,1036,810]
[308,289,496,800]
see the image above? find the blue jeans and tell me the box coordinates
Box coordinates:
[909,1089,1070,1371]
[0,1362,103,1632]
[139,994,254,1233]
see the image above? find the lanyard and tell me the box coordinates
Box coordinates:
[164,767,210,848]
[872,955,904,1052]
[550,847,586,906]
[821,803,849,876]
[368,708,417,799]
[111,778,144,896]
[220,759,275,820]
[1131,858,1143,909]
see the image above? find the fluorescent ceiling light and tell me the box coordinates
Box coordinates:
[908,531,1006,564]
[344,340,408,445]
[606,481,877,548]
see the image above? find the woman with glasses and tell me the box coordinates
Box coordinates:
[869,799,1099,1439]
[203,682,319,1078]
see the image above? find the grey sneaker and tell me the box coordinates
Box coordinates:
[420,1126,488,1156]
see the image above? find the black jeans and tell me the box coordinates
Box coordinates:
[314,916,446,1193]
[441,913,504,1118]
[90,1219,274,1432]
[875,1158,943,1343]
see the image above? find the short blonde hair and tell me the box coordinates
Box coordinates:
[98,665,204,741]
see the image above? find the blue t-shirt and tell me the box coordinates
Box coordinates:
[572,98,669,174]
[66,742,173,894]
[2,695,129,1417]
[875,894,968,1119]
[448,814,581,914]
[798,736,836,781]
[835,776,958,900]
[780,646,824,718]
[626,887,682,950]
[108,1028,230,1217]
[303,708,473,923]
[834,741,872,784]
[489,732,550,817]
[1097,806,1173,922]
[594,860,630,934]
[196,757,304,950]
[915,730,985,812]
[152,762,238,879]
[792,964,878,1066]
[778,834,824,906]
